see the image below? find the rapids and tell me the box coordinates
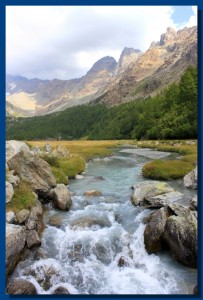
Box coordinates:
[11,147,197,294]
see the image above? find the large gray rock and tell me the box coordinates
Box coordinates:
[6,181,14,203]
[144,191,183,208]
[49,184,72,210]
[184,167,197,189]
[6,140,30,162]
[26,200,44,231]
[131,181,174,206]
[163,212,197,268]
[7,279,37,294]
[143,203,198,268]
[16,209,30,224]
[6,224,26,275]
[144,207,173,253]
[26,230,41,249]
[7,150,56,195]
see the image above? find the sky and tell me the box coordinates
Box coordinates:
[6,6,197,80]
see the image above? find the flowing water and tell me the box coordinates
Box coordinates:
[12,147,197,295]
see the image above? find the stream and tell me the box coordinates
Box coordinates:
[12,147,197,294]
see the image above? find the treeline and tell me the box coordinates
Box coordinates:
[6,66,197,140]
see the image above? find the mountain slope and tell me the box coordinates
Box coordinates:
[95,26,197,106]
[6,26,197,116]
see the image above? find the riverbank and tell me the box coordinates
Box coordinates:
[6,139,197,294]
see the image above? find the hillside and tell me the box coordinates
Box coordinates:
[6,66,197,141]
[6,26,197,117]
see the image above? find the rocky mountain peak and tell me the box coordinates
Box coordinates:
[160,27,177,46]
[118,47,142,72]
[86,56,117,76]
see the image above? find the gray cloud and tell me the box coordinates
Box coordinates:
[6,6,197,80]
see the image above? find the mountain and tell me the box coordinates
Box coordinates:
[96,26,197,106]
[6,26,197,117]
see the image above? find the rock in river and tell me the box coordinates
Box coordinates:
[7,279,37,294]
[131,181,176,207]
[49,184,72,210]
[184,166,197,190]
[6,224,26,275]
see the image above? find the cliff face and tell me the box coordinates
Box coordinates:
[6,26,197,116]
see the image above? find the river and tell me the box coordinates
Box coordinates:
[12,147,197,294]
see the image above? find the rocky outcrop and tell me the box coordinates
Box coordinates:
[144,202,198,268]
[163,212,197,268]
[25,200,44,231]
[184,166,197,189]
[6,140,30,161]
[49,184,72,210]
[6,224,26,275]
[6,181,14,203]
[131,181,178,207]
[7,279,37,294]
[26,230,41,249]
[7,150,56,196]
[144,206,173,253]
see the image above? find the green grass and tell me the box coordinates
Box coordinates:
[142,159,194,180]
[6,181,36,213]
[48,155,86,184]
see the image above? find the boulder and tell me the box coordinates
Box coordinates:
[163,212,197,268]
[26,200,44,231]
[131,181,174,206]
[6,140,30,161]
[83,190,102,197]
[6,211,16,224]
[48,215,63,228]
[6,181,14,203]
[144,207,173,253]
[144,191,183,208]
[26,230,41,249]
[52,286,70,294]
[184,167,197,190]
[6,224,26,275]
[49,184,72,210]
[7,279,37,295]
[16,209,30,224]
[52,145,70,158]
[7,150,56,195]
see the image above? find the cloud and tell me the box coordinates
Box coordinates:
[6,6,195,80]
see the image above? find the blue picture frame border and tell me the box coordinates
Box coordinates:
[1,1,202,299]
